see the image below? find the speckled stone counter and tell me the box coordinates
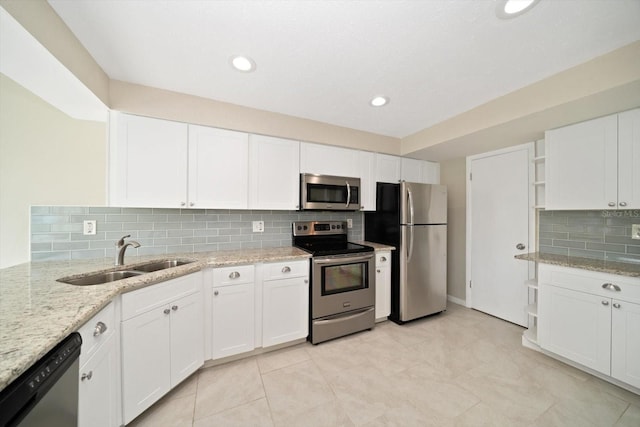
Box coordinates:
[515,252,640,277]
[0,247,310,391]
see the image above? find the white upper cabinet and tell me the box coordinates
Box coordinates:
[249,134,300,210]
[400,158,440,184]
[187,125,248,209]
[299,142,360,178]
[359,151,376,211]
[546,108,640,210]
[375,154,401,183]
[111,113,188,207]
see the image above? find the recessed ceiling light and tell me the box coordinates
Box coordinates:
[495,0,541,19]
[230,55,256,72]
[370,96,389,107]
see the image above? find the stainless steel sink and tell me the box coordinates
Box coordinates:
[59,270,145,286]
[58,259,194,286]
[132,259,193,272]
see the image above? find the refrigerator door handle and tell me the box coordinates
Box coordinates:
[407,187,414,225]
[407,225,414,262]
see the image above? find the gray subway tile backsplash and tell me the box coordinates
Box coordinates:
[31,206,364,261]
[539,210,640,264]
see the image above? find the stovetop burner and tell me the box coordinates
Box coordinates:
[292,221,373,256]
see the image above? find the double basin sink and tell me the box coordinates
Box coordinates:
[58,259,194,286]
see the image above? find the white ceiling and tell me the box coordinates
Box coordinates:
[48,0,640,138]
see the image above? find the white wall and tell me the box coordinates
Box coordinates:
[0,74,106,268]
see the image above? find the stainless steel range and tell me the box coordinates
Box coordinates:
[292,221,375,344]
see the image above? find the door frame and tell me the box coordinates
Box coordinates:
[465,143,536,308]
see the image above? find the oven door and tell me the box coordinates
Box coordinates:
[300,174,360,210]
[311,252,375,319]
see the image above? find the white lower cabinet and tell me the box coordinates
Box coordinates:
[77,302,120,427]
[375,251,391,322]
[211,265,255,359]
[262,260,309,347]
[121,273,204,424]
[538,264,640,390]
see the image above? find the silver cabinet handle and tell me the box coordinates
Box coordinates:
[172,305,178,311]
[163,308,170,314]
[602,300,609,306]
[377,269,381,273]
[214,290,219,296]
[282,266,291,273]
[380,256,387,262]
[608,202,616,207]
[516,243,526,250]
[190,202,195,207]
[93,321,107,337]
[304,279,308,284]
[81,371,93,381]
[181,202,186,207]
[619,202,627,207]
[602,283,621,292]
[613,302,621,309]
[229,271,240,279]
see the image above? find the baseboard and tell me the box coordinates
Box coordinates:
[447,294,466,306]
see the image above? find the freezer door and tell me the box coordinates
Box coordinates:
[400,182,447,225]
[400,224,447,321]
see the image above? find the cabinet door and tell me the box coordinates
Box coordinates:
[545,114,618,210]
[249,135,300,210]
[188,125,249,209]
[263,277,309,347]
[111,113,188,207]
[121,307,171,424]
[617,108,640,209]
[421,161,440,184]
[300,142,360,177]
[78,334,119,427]
[538,285,611,375]
[212,283,255,359]
[375,154,401,184]
[611,299,640,389]
[359,151,376,211]
[375,251,391,321]
[169,292,204,387]
[400,158,423,183]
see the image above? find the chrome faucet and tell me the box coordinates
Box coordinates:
[115,234,141,266]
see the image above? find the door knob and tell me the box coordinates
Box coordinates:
[516,243,526,250]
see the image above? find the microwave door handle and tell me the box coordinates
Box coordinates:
[345,181,351,208]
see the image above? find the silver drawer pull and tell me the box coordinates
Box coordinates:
[282,266,291,273]
[380,256,387,262]
[229,271,240,279]
[613,303,621,309]
[81,371,93,381]
[602,300,609,306]
[163,308,170,315]
[608,202,616,207]
[214,290,219,296]
[93,321,107,337]
[619,202,627,207]
[602,283,621,292]
[172,305,178,311]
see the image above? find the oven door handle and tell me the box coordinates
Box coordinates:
[314,307,374,325]
[313,254,373,265]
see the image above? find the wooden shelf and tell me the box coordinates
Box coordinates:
[533,181,546,186]
[533,205,546,209]
[532,156,546,163]
[526,303,538,317]
[525,279,539,290]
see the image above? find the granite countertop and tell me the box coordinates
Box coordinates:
[515,252,640,278]
[0,247,310,391]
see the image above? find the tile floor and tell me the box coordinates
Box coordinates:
[128,303,640,426]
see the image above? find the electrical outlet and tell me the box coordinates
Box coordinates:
[346,218,353,229]
[83,220,97,235]
[252,221,264,233]
[632,224,640,240]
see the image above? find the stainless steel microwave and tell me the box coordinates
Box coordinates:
[300,173,361,211]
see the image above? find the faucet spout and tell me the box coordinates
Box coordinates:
[115,235,141,266]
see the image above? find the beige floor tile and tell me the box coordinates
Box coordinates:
[361,401,455,427]
[453,402,529,427]
[273,399,354,427]
[194,357,265,420]
[262,359,335,423]
[165,371,198,400]
[589,376,640,408]
[128,393,195,427]
[546,384,630,427]
[193,397,273,427]
[531,403,600,427]
[256,344,310,374]
[616,404,640,427]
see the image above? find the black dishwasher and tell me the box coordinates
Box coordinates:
[0,332,82,427]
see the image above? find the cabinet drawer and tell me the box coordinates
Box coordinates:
[212,265,254,286]
[121,273,201,321]
[376,251,391,266]
[263,260,308,281]
[78,302,115,366]
[539,264,640,303]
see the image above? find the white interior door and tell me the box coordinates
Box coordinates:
[467,145,532,326]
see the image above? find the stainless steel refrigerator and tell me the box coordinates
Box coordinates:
[364,182,447,323]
